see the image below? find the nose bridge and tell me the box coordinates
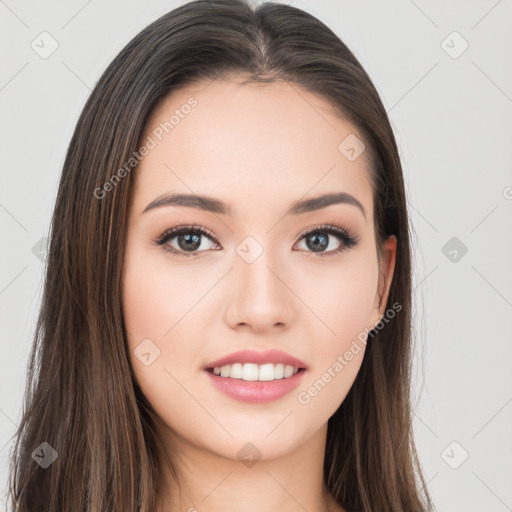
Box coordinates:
[224,236,295,330]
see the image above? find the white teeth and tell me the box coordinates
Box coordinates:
[242,363,259,381]
[211,363,301,381]
[258,363,275,381]
[283,365,293,378]
[274,363,284,379]
[231,363,243,379]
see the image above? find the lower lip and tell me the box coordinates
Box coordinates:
[204,368,307,403]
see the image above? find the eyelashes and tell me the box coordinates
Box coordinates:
[153,224,219,257]
[152,222,360,258]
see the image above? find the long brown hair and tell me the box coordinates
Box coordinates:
[7,1,433,510]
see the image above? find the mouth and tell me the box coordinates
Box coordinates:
[203,349,308,403]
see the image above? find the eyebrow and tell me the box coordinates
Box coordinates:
[142,191,366,219]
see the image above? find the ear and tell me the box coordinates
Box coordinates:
[369,235,397,328]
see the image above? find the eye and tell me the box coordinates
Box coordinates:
[294,224,359,257]
[153,223,359,258]
[153,224,220,257]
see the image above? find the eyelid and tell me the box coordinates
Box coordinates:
[154,223,218,246]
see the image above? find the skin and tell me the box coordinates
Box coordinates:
[122,76,396,512]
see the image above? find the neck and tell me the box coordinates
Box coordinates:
[153,420,343,512]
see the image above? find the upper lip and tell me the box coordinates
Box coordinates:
[205,349,308,370]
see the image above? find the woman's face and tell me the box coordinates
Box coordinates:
[122,77,395,461]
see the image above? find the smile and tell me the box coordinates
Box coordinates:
[210,362,300,381]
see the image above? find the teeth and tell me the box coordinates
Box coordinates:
[231,363,243,379]
[274,363,284,379]
[212,363,301,381]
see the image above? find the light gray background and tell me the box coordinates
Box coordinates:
[1,1,511,511]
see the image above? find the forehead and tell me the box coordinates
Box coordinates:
[132,78,374,221]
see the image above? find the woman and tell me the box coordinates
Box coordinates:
[7,0,433,510]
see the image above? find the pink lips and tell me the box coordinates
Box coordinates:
[204,349,308,370]
[203,349,308,404]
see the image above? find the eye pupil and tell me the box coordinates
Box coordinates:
[178,233,201,251]
[306,233,328,252]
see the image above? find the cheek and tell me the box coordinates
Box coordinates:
[330,273,376,346]
[121,242,198,385]
[122,246,208,431]
[292,255,378,410]
[122,240,200,348]
[293,252,378,347]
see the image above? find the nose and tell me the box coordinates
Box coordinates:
[222,251,297,333]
